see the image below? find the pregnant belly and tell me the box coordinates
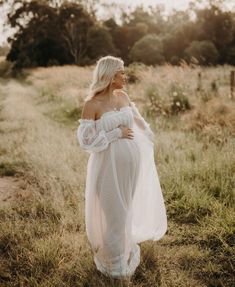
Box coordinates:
[111,138,140,169]
[110,138,141,203]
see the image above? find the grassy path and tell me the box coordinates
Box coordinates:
[0,75,234,287]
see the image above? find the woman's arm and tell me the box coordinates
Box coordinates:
[77,120,122,153]
[77,100,122,153]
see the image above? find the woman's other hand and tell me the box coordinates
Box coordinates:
[118,125,134,139]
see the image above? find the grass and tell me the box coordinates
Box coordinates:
[0,62,234,286]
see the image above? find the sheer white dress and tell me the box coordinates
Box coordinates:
[77,101,167,279]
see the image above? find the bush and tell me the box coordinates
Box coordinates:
[226,46,235,65]
[146,82,161,104]
[87,26,118,61]
[0,59,14,78]
[125,62,145,84]
[129,34,165,65]
[144,83,170,117]
[184,41,219,65]
[169,83,191,114]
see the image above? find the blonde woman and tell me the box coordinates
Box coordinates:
[77,55,167,279]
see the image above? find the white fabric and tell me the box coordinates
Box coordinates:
[77,101,167,279]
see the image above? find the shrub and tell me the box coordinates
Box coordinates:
[87,26,118,61]
[0,59,14,78]
[144,83,170,117]
[226,46,235,65]
[169,84,191,114]
[184,41,219,65]
[129,34,165,65]
[125,63,143,84]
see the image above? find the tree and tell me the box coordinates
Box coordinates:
[86,26,118,62]
[226,46,235,65]
[129,34,164,65]
[6,1,70,67]
[104,21,149,64]
[194,3,235,63]
[184,40,219,65]
[5,0,95,67]
[2,0,235,67]
[162,23,198,64]
[122,4,165,35]
[58,2,94,64]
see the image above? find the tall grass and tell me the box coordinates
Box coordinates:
[0,63,234,287]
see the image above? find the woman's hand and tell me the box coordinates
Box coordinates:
[118,125,134,139]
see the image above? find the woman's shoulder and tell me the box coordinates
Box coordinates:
[84,98,97,107]
[81,99,98,120]
[114,89,131,105]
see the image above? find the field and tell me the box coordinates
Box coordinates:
[0,60,234,287]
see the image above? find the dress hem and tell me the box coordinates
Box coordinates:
[94,244,140,279]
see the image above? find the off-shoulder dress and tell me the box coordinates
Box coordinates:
[77,101,167,279]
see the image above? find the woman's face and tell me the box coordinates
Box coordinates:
[112,68,127,89]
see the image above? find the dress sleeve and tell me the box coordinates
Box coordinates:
[77,119,122,153]
[130,101,155,143]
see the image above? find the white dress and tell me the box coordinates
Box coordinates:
[77,101,167,279]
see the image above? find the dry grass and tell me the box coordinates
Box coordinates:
[0,63,234,287]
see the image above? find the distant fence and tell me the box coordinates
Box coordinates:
[196,70,235,100]
[230,71,235,99]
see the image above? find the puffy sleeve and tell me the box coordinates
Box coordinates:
[130,101,155,143]
[77,119,122,153]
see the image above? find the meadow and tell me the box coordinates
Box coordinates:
[0,59,234,287]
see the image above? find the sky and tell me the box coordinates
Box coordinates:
[103,0,191,12]
[121,0,235,10]
[95,0,192,23]
[0,0,235,46]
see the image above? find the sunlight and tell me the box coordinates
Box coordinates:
[109,0,235,11]
[111,0,190,11]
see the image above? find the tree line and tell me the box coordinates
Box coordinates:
[1,0,235,68]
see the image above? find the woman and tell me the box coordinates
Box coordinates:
[77,55,167,279]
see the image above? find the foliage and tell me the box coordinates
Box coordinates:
[184,40,219,65]
[125,63,143,84]
[162,22,197,64]
[122,4,165,35]
[1,0,235,67]
[144,81,191,116]
[169,83,191,114]
[144,82,170,117]
[105,22,149,64]
[86,26,118,62]
[226,46,235,65]
[194,3,235,63]
[129,34,164,65]
[6,1,95,67]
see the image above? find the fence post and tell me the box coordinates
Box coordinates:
[230,70,235,99]
[197,72,202,92]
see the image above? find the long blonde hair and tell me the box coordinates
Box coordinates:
[85,55,124,101]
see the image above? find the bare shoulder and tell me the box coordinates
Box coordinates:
[115,89,131,106]
[81,99,98,120]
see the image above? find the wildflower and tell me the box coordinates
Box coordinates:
[176,101,181,107]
